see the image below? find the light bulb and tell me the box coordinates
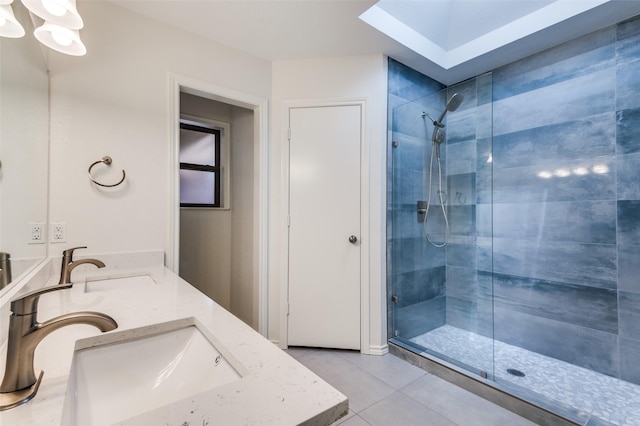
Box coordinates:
[51,29,72,46]
[34,22,86,55]
[41,0,66,17]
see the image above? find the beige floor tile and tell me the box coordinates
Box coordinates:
[401,374,537,426]
[295,350,396,413]
[360,391,457,426]
[332,412,371,425]
[285,348,535,426]
[337,351,427,389]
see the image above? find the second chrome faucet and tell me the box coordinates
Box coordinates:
[59,246,105,284]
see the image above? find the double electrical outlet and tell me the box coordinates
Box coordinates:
[28,222,67,244]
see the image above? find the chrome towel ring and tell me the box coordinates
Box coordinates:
[88,156,126,187]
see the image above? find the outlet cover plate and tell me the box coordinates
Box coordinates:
[29,222,46,244]
[51,222,67,243]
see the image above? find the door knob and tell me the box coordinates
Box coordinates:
[348,235,358,244]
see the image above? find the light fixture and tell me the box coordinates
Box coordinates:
[592,164,609,174]
[34,21,85,55]
[21,0,82,29]
[572,167,589,176]
[0,3,25,38]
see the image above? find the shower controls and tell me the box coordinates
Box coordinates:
[417,201,427,223]
[348,235,358,244]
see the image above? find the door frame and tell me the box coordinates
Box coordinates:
[168,73,270,336]
[280,98,370,353]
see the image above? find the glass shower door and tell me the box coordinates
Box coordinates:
[389,75,495,379]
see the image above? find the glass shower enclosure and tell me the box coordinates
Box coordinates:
[388,66,640,426]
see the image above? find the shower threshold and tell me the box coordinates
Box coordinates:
[391,325,640,426]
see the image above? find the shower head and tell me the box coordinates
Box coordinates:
[435,93,464,126]
[446,93,464,112]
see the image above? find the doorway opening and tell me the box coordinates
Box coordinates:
[179,93,254,327]
[169,74,269,335]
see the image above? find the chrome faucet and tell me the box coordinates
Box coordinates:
[59,246,105,284]
[0,284,118,410]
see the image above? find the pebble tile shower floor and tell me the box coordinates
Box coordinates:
[411,325,640,426]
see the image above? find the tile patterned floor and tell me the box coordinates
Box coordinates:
[411,325,640,426]
[284,346,536,426]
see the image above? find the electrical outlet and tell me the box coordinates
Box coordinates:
[29,222,46,244]
[50,222,67,243]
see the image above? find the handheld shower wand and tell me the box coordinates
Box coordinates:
[421,93,464,248]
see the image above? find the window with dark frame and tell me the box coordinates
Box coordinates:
[179,122,222,208]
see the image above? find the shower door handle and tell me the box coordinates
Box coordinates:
[348,235,358,244]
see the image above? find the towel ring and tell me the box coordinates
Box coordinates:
[88,156,126,188]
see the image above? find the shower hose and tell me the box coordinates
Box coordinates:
[423,140,449,247]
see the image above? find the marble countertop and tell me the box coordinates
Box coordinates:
[0,252,348,425]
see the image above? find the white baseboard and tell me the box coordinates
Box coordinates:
[368,344,389,356]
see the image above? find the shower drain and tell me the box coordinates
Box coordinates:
[507,368,526,377]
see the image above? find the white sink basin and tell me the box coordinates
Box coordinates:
[62,320,242,425]
[84,275,155,292]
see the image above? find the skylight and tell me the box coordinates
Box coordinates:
[360,0,612,70]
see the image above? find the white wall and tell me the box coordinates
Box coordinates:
[45,1,388,347]
[47,1,270,261]
[270,55,388,353]
[229,106,257,329]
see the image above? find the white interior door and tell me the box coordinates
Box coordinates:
[287,104,361,350]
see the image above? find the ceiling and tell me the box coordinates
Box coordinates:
[108,0,640,85]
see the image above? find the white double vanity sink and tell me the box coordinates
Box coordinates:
[0,251,348,425]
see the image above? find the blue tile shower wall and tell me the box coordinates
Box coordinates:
[443,76,493,338]
[388,14,640,384]
[489,15,640,381]
[387,58,446,339]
